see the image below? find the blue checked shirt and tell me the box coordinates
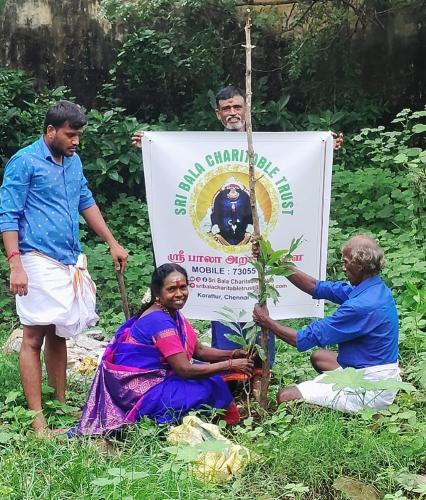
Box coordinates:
[296,276,399,369]
[0,137,95,265]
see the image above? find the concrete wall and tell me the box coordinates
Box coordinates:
[353,2,425,111]
[0,0,424,110]
[0,0,122,106]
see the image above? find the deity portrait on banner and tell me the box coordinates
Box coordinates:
[208,179,253,246]
[192,166,278,252]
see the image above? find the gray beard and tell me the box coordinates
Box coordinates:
[224,122,246,132]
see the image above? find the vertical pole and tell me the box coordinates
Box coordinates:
[244,10,270,409]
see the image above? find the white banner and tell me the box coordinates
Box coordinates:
[143,132,333,322]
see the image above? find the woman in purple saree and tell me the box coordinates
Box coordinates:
[77,264,253,435]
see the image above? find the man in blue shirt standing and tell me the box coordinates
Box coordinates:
[0,101,128,436]
[253,234,400,412]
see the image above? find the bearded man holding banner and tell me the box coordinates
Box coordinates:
[0,101,128,436]
[132,85,343,377]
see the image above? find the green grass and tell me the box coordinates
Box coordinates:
[1,321,425,499]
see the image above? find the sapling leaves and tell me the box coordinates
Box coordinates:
[267,266,295,277]
[238,309,246,320]
[255,344,267,361]
[289,236,304,254]
[218,321,244,336]
[252,238,302,307]
[265,283,280,305]
[224,334,248,349]
[251,260,264,274]
[267,249,286,266]
[217,238,302,361]
[259,239,273,263]
[243,322,258,345]
[213,309,238,323]
[247,291,259,301]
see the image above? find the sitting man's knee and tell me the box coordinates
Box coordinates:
[310,350,320,364]
[310,350,322,372]
[310,348,339,373]
[276,386,303,405]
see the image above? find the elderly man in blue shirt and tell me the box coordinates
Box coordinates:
[0,101,128,436]
[253,234,400,413]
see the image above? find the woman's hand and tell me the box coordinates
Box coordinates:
[229,358,254,376]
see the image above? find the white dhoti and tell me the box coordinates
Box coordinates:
[16,252,99,339]
[297,363,401,413]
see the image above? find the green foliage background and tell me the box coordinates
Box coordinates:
[0,1,425,498]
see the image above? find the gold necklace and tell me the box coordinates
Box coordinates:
[157,302,178,319]
[158,302,170,315]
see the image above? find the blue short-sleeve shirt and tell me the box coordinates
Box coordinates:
[0,137,96,264]
[296,276,399,368]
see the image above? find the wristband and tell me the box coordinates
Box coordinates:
[228,359,233,371]
[6,251,20,261]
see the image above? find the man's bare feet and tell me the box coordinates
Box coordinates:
[34,426,67,439]
[32,411,49,438]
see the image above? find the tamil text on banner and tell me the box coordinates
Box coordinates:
[142,132,333,322]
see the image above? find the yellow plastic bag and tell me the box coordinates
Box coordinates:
[167,415,250,482]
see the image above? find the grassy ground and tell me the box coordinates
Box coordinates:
[0,321,425,500]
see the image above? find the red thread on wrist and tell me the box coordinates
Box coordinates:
[6,251,20,261]
[228,359,233,371]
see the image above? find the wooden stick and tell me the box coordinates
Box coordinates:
[244,9,270,409]
[115,270,130,320]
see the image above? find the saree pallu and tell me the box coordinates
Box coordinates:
[77,312,233,435]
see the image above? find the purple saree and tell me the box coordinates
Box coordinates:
[77,311,233,435]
